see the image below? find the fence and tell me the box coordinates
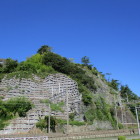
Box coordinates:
[0,136,48,140]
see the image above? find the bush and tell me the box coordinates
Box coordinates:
[84,109,96,123]
[118,123,124,129]
[3,58,18,73]
[69,120,85,126]
[4,97,32,117]
[0,97,32,130]
[69,113,75,121]
[84,97,117,127]
[40,100,65,112]
[36,116,57,132]
[50,102,64,112]
[78,84,93,106]
[118,136,126,140]
[36,116,85,132]
[36,119,46,130]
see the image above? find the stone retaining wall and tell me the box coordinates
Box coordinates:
[0,73,82,135]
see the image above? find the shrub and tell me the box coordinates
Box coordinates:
[0,97,32,130]
[40,100,64,112]
[36,116,85,132]
[69,120,85,126]
[69,113,75,121]
[118,123,124,129]
[50,102,64,112]
[3,58,18,73]
[84,109,96,123]
[4,97,32,117]
[78,84,93,106]
[36,119,46,130]
[84,97,117,127]
[118,136,126,140]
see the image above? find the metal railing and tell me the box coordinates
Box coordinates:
[0,136,48,140]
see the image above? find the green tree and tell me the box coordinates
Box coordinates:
[81,56,90,66]
[108,79,119,91]
[4,97,32,117]
[37,45,52,54]
[120,85,139,101]
[3,58,18,73]
[36,116,57,132]
[0,64,4,73]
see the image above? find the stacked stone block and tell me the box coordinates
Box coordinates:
[0,73,82,135]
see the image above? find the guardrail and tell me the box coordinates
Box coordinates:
[0,136,48,140]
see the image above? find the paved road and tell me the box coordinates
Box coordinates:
[80,135,140,140]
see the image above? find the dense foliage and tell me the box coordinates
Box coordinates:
[120,85,139,101]
[37,45,52,54]
[42,51,97,105]
[0,97,32,129]
[118,136,126,140]
[40,99,64,112]
[0,54,56,79]
[108,79,120,91]
[84,97,117,127]
[0,58,18,73]
[36,116,85,132]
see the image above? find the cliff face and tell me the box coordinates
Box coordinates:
[83,68,120,105]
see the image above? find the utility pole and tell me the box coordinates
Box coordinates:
[59,83,61,93]
[124,107,128,130]
[48,104,51,133]
[66,87,69,134]
[135,106,140,135]
[114,95,119,130]
[52,87,54,97]
[119,92,124,125]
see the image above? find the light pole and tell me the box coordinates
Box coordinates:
[48,103,51,133]
[114,95,119,130]
[135,106,140,135]
[66,87,69,135]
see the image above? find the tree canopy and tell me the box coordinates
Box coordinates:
[81,56,90,66]
[108,79,120,91]
[37,45,52,54]
[120,85,139,101]
[3,58,18,73]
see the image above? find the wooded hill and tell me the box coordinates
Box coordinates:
[0,45,139,132]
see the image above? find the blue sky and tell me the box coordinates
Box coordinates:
[0,0,140,96]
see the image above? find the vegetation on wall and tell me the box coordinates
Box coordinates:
[40,99,65,112]
[84,97,117,127]
[0,97,32,130]
[0,54,56,79]
[36,115,85,132]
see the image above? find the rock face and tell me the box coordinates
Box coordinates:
[0,73,82,134]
